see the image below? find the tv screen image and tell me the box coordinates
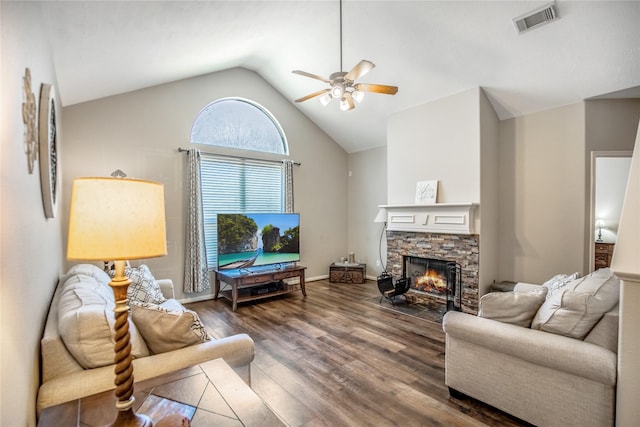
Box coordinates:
[217,213,300,270]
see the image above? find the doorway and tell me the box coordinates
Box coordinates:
[590,151,632,272]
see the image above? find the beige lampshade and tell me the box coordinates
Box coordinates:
[67,177,167,261]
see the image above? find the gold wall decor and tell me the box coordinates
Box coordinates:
[22,67,38,173]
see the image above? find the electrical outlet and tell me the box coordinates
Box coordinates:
[376,260,381,267]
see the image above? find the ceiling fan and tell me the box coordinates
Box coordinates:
[292,0,398,111]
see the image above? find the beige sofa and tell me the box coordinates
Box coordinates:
[37,264,255,415]
[443,269,619,427]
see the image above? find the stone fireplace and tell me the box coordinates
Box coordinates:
[381,203,479,315]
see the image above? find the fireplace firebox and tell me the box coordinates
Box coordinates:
[403,256,461,312]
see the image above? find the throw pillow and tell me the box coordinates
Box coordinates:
[478,286,548,327]
[58,272,150,368]
[130,300,211,354]
[531,268,620,339]
[109,264,166,304]
[61,263,112,288]
[542,272,579,300]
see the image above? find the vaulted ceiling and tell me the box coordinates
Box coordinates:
[41,1,640,153]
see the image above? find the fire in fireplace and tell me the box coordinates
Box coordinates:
[403,256,461,312]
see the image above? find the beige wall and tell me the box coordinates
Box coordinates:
[387,88,481,205]
[1,2,65,426]
[61,68,348,301]
[499,103,586,283]
[585,99,640,152]
[347,146,387,278]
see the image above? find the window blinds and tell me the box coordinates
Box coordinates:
[200,155,283,268]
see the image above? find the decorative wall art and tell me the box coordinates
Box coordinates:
[415,180,438,204]
[39,83,58,218]
[22,68,38,174]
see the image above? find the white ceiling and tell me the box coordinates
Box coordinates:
[40,0,640,153]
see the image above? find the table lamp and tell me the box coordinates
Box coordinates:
[67,177,173,427]
[596,219,605,243]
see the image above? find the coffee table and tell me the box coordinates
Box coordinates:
[37,358,284,426]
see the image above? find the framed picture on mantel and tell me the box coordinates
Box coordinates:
[415,180,438,204]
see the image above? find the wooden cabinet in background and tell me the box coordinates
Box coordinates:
[329,262,366,284]
[594,243,615,269]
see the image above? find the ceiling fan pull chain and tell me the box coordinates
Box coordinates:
[339,0,343,72]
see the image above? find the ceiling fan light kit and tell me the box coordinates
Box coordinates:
[293,0,397,111]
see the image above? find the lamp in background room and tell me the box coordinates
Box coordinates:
[67,177,184,427]
[596,218,605,243]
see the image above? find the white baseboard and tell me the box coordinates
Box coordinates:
[306,274,329,282]
[179,293,216,304]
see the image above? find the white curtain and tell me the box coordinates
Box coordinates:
[283,160,295,213]
[184,149,210,293]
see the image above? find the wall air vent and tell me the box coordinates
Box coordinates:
[513,2,558,34]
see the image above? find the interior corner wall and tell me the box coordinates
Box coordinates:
[1,2,65,426]
[387,88,481,205]
[478,89,500,295]
[61,68,347,300]
[347,146,387,278]
[498,102,586,284]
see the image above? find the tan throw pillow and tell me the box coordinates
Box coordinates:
[58,271,150,368]
[478,286,548,327]
[130,300,210,354]
[531,268,620,339]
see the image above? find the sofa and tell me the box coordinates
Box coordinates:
[442,268,619,427]
[37,263,255,415]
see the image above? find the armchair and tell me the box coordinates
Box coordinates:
[442,270,619,427]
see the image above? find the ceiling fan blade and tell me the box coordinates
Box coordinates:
[354,83,398,95]
[295,89,330,103]
[344,60,375,82]
[292,70,331,83]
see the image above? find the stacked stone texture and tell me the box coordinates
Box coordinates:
[386,231,479,314]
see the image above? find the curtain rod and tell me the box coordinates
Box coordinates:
[178,147,301,166]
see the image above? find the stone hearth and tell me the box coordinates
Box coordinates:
[386,231,479,314]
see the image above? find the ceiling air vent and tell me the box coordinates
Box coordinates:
[514,2,558,34]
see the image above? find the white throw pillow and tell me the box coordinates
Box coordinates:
[108,264,166,304]
[130,300,210,354]
[541,272,579,300]
[531,268,620,339]
[58,269,150,368]
[478,287,548,327]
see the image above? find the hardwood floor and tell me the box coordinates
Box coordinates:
[186,279,530,427]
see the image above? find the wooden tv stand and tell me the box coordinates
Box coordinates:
[214,265,306,311]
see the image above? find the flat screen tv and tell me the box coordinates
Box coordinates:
[217,213,300,270]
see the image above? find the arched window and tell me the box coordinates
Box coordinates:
[190,97,288,155]
[189,97,291,268]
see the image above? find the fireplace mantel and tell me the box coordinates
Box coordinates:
[379,203,479,235]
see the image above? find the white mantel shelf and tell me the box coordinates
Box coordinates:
[379,203,479,235]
